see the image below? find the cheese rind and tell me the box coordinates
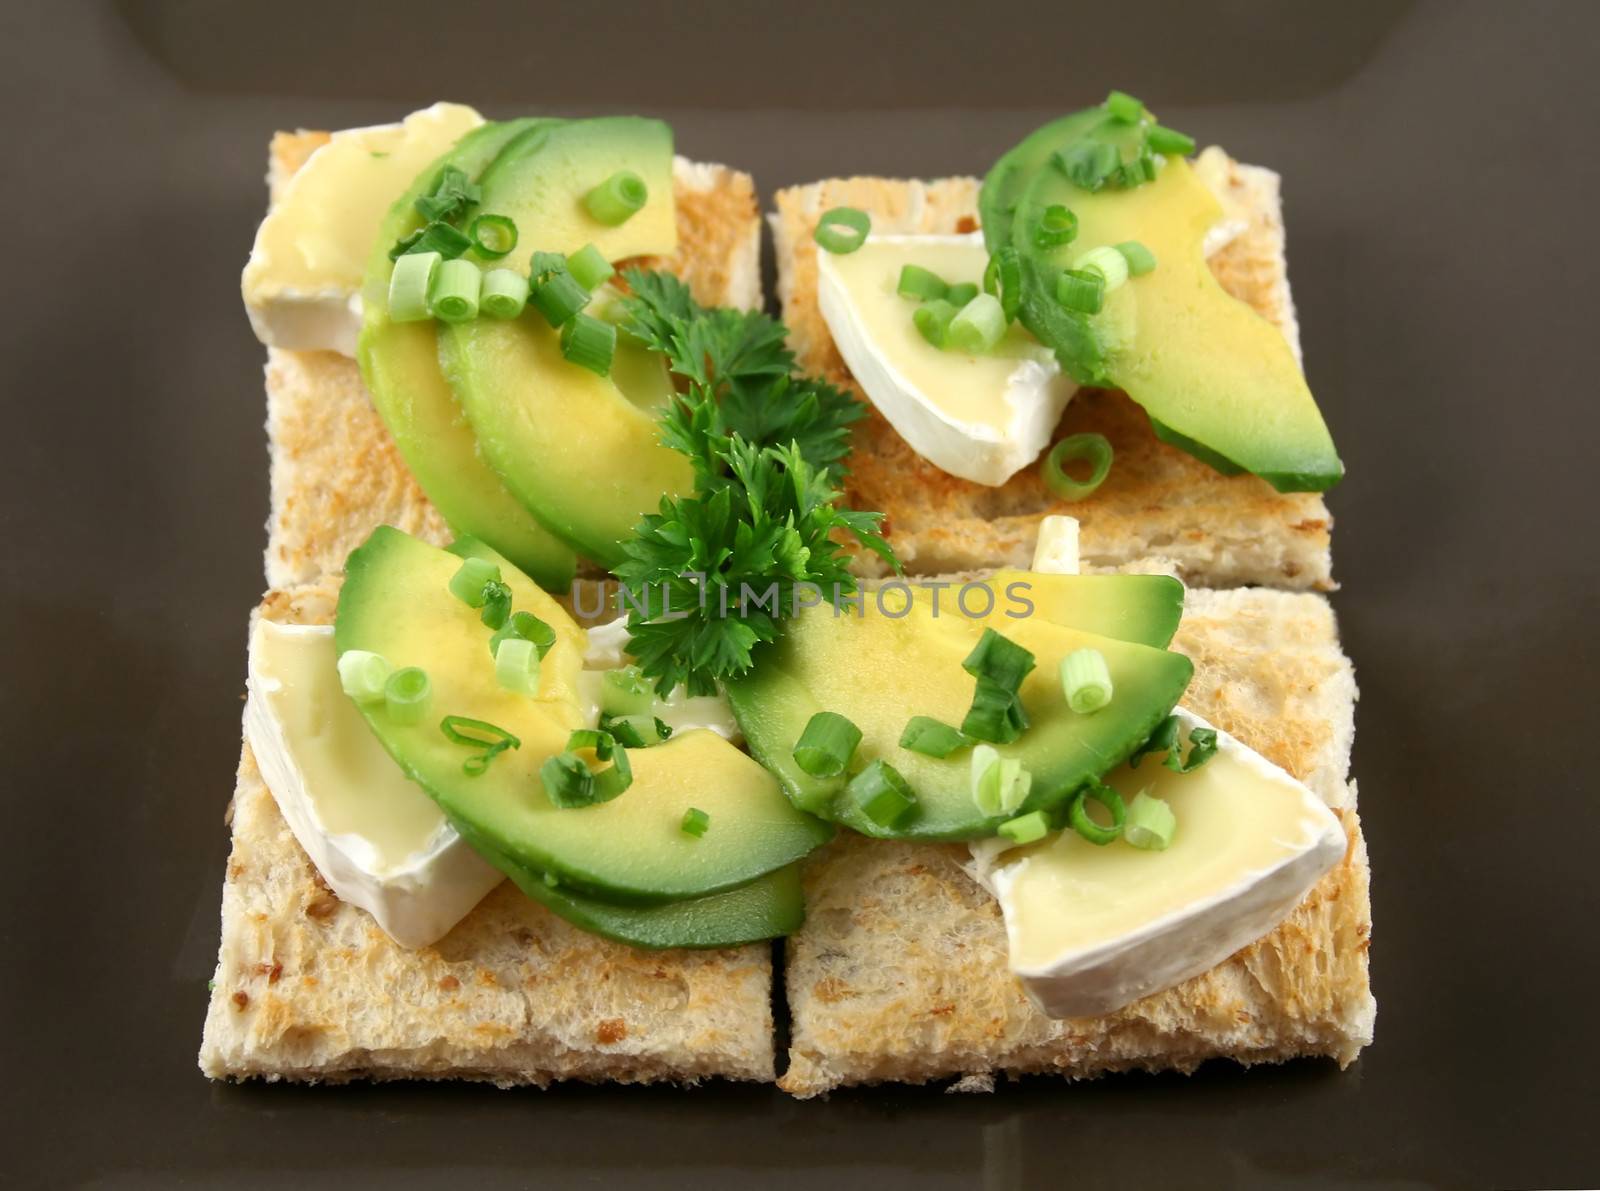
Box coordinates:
[244,620,502,947]
[974,708,1346,1018]
[241,102,485,355]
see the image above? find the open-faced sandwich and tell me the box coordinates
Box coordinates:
[202,93,1372,1093]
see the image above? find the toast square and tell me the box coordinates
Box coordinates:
[262,141,763,590]
[770,153,1335,590]
[200,579,777,1085]
[779,586,1373,1096]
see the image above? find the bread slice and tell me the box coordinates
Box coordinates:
[770,152,1335,590]
[203,129,773,1085]
[200,578,776,1085]
[779,585,1373,1097]
[264,139,763,590]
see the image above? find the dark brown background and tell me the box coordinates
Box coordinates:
[3,1,1597,1186]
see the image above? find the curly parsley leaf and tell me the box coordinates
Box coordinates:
[619,268,865,481]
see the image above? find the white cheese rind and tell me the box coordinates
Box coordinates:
[974,709,1346,1019]
[245,621,503,948]
[241,102,484,356]
[817,234,1076,487]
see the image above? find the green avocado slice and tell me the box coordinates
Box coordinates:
[356,119,578,591]
[489,855,806,949]
[439,118,689,567]
[984,108,1343,493]
[336,527,832,902]
[726,585,1193,841]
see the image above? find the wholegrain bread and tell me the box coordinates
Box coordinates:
[264,138,763,590]
[780,586,1373,1096]
[203,129,773,1085]
[200,579,776,1085]
[770,151,1335,590]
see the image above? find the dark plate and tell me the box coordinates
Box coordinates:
[3,1,1597,1186]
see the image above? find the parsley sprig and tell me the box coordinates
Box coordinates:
[613,270,897,696]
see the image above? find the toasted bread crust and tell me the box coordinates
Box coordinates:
[779,586,1372,1096]
[263,136,763,590]
[205,131,772,1085]
[201,577,777,1085]
[769,159,1334,590]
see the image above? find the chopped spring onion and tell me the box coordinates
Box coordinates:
[467,214,518,260]
[1104,90,1146,123]
[599,712,672,748]
[494,636,541,696]
[944,281,980,308]
[913,298,959,349]
[983,245,1022,321]
[414,165,480,223]
[1073,245,1130,292]
[681,807,710,838]
[1116,240,1157,276]
[1043,433,1114,502]
[384,666,431,725]
[599,666,655,717]
[429,258,481,322]
[448,556,501,607]
[541,752,595,808]
[389,220,473,261]
[337,649,391,705]
[560,312,616,377]
[971,744,1032,817]
[897,264,949,302]
[1034,203,1079,250]
[1068,779,1126,845]
[1060,647,1114,714]
[1055,268,1104,315]
[542,729,633,808]
[813,206,871,254]
[387,250,439,322]
[848,760,917,829]
[489,610,557,660]
[1055,140,1120,192]
[947,293,1006,354]
[1116,148,1158,189]
[792,711,862,779]
[960,629,1036,744]
[478,580,512,630]
[479,268,529,319]
[528,251,590,327]
[1125,790,1177,850]
[567,243,615,291]
[439,715,521,776]
[997,810,1050,845]
[898,716,970,758]
[1129,714,1180,768]
[1147,124,1196,156]
[567,727,616,760]
[1171,727,1218,774]
[584,170,649,226]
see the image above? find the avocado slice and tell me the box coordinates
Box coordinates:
[1005,133,1342,492]
[337,527,831,902]
[493,856,806,949]
[439,118,690,566]
[981,571,1185,648]
[980,109,1108,254]
[726,586,1193,841]
[356,119,578,591]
